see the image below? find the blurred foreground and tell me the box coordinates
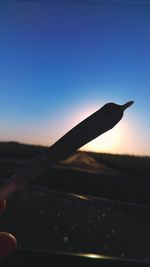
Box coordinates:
[0,142,150,265]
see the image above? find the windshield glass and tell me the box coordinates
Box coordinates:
[0,0,150,264]
[1,184,150,263]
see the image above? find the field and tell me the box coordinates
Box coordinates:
[0,141,150,265]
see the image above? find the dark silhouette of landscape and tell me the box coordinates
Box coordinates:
[0,141,150,204]
[0,141,150,266]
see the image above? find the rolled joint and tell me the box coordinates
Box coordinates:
[122,101,134,111]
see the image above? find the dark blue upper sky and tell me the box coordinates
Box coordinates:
[0,0,150,155]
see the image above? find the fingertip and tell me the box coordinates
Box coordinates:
[0,232,17,259]
[0,200,6,214]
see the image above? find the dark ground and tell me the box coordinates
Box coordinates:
[0,142,150,265]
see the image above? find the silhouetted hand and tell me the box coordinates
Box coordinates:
[0,200,17,259]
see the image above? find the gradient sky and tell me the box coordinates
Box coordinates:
[0,0,150,156]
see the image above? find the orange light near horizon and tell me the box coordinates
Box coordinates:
[42,104,135,155]
[80,121,123,154]
[66,103,124,154]
[80,117,142,155]
[4,102,146,156]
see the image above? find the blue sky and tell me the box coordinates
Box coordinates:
[0,0,150,155]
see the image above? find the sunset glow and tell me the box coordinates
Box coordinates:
[81,122,123,154]
[0,1,150,156]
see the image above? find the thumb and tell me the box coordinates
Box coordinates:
[0,232,17,259]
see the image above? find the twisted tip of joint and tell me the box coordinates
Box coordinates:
[122,100,134,111]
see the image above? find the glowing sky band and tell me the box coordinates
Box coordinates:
[0,101,134,201]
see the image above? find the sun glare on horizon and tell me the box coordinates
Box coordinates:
[61,104,134,155]
[0,101,148,156]
[64,103,134,155]
[80,121,124,154]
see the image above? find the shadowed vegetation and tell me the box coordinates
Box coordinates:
[0,141,46,159]
[88,152,150,176]
[0,142,150,205]
[0,142,150,178]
